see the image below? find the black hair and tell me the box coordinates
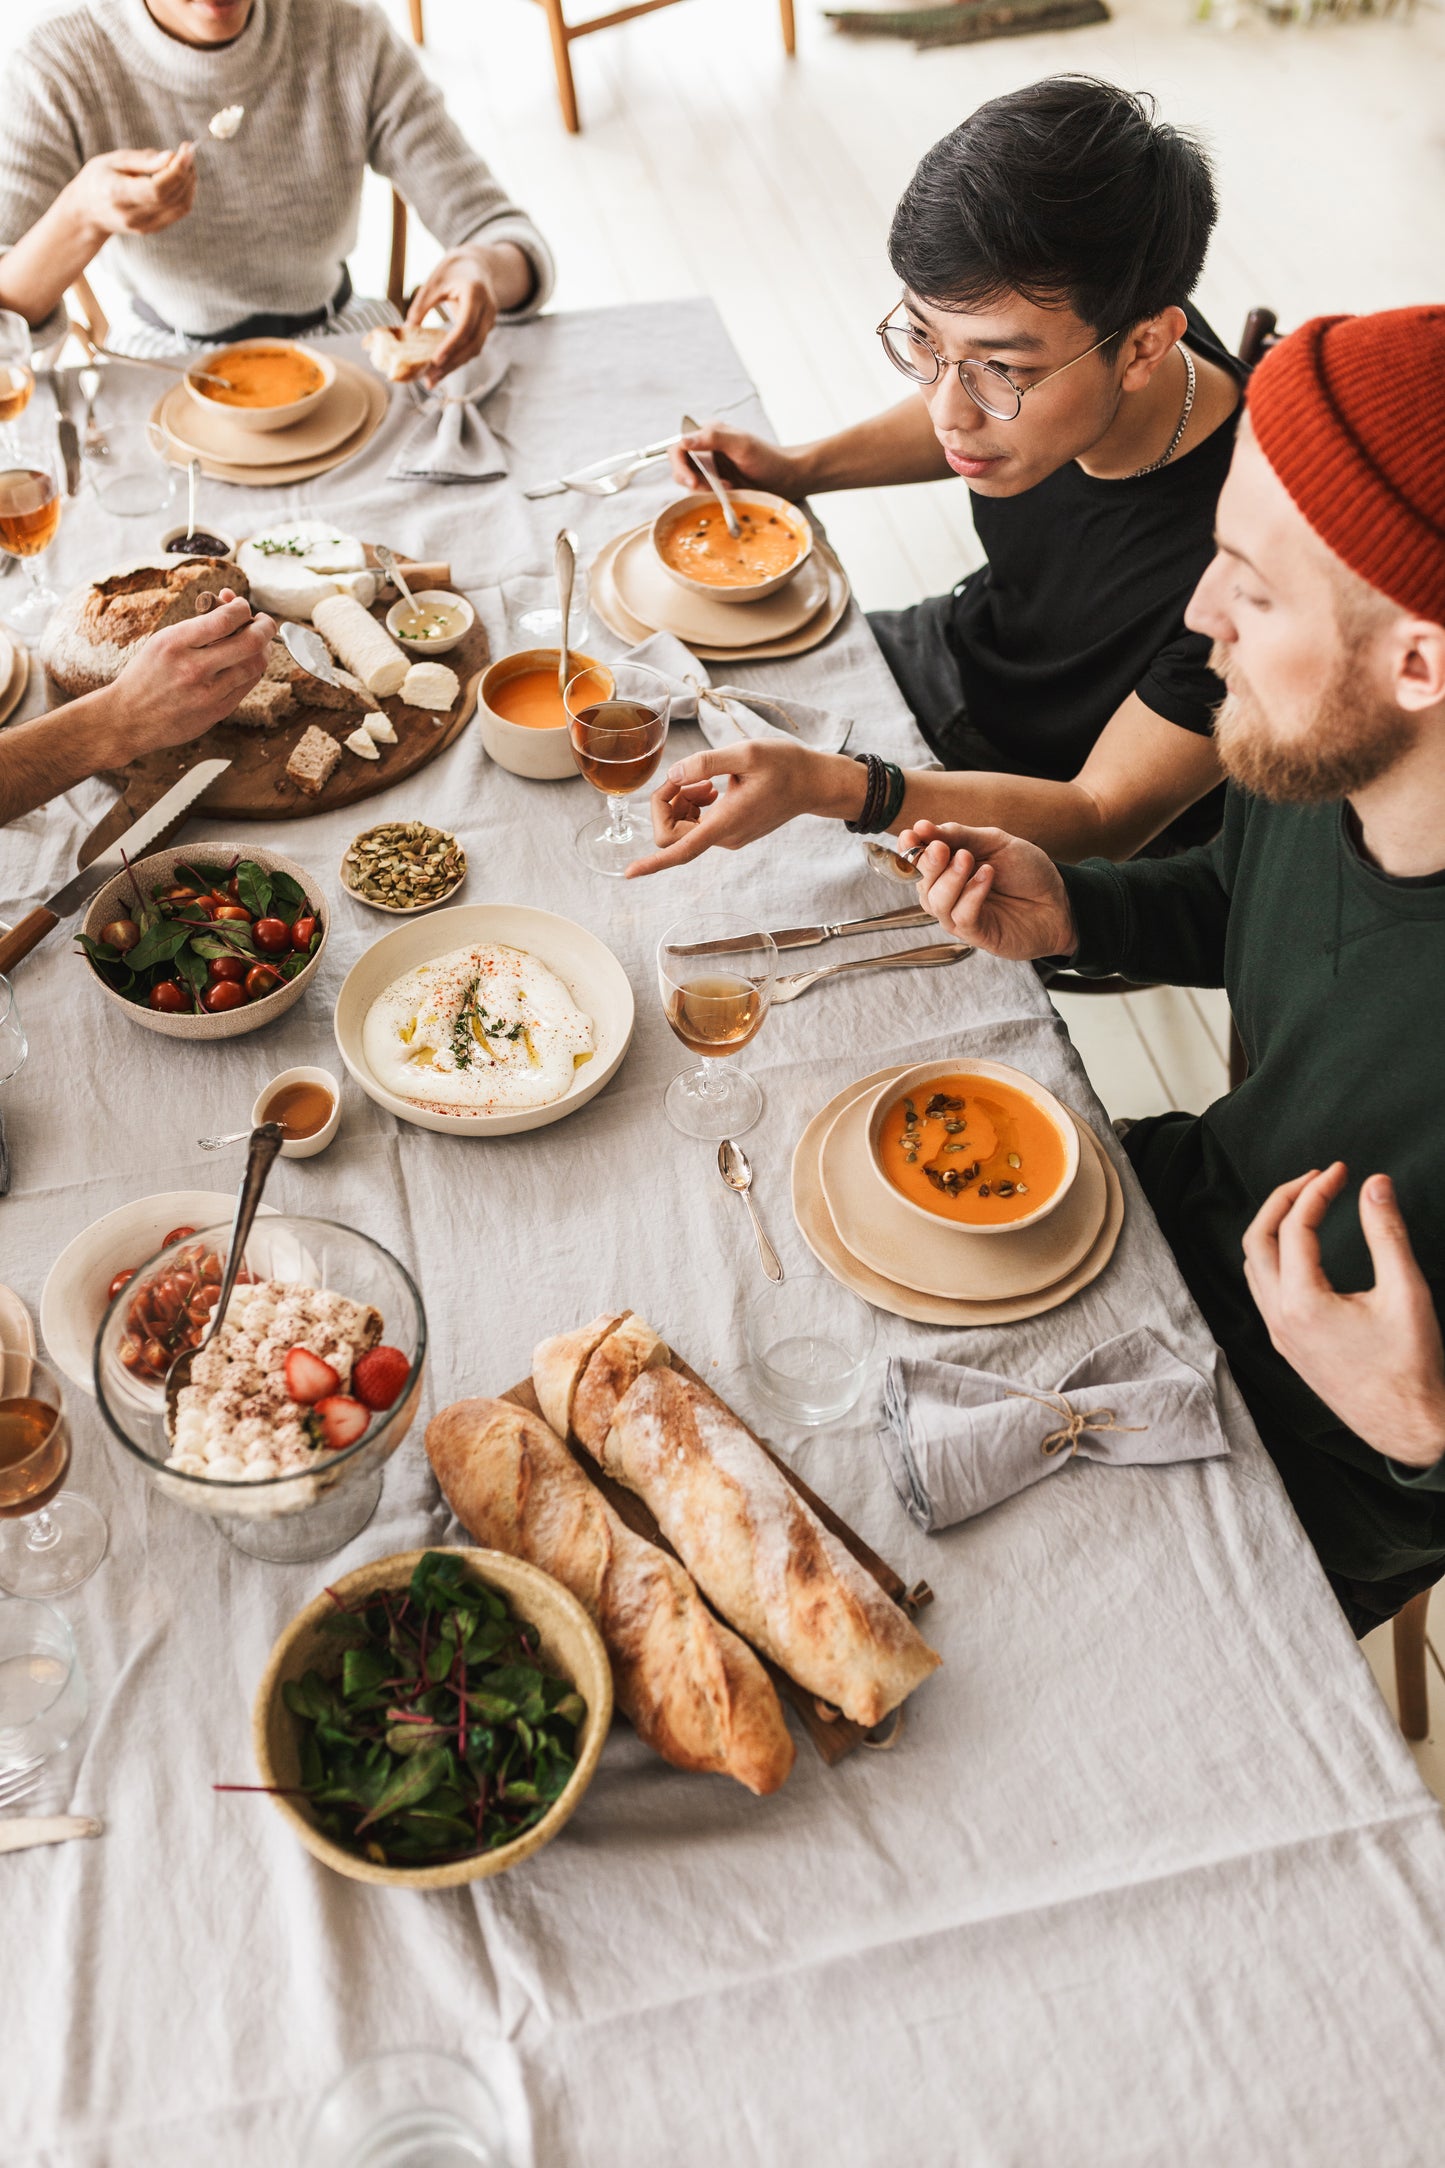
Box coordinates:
[888,77,1217,349]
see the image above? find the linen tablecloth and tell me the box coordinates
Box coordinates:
[4,302,1445,2167]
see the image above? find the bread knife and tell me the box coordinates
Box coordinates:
[0,757,231,976]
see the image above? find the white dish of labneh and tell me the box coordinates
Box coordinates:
[333,906,635,1136]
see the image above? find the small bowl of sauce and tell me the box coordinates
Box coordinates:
[160,523,236,561]
[385,589,474,656]
[478,647,615,780]
[250,1066,341,1160]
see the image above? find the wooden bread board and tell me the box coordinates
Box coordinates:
[503,1355,933,1767]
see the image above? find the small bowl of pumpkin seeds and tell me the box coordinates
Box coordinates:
[340,821,467,914]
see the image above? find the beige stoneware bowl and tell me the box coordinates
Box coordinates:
[253,1547,614,1889]
[651,489,813,605]
[81,841,328,1041]
[477,647,614,781]
[864,1058,1080,1238]
[184,338,336,435]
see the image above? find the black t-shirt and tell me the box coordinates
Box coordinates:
[948,306,1244,783]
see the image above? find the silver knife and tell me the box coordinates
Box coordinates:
[675,905,934,958]
[48,367,82,497]
[0,758,231,977]
[522,433,683,499]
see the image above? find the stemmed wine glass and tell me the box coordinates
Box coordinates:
[564,659,670,877]
[657,913,777,1140]
[0,310,34,455]
[0,1346,108,1598]
[0,425,63,635]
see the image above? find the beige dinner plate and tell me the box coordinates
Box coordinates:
[591,526,851,663]
[155,363,370,467]
[149,367,389,487]
[793,1063,1125,1327]
[820,1079,1108,1301]
[0,633,27,727]
[611,523,829,646]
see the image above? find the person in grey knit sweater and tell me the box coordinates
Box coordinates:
[0,0,555,384]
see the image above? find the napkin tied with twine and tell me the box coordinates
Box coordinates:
[878,1328,1226,1532]
[622,631,853,751]
[388,342,511,483]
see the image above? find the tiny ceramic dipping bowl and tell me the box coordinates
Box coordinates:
[81,841,328,1042]
[384,588,475,656]
[478,647,614,781]
[158,523,238,560]
[864,1057,1080,1237]
[184,338,336,435]
[251,1065,341,1159]
[253,1547,613,1889]
[651,489,813,606]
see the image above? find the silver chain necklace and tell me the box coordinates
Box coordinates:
[1126,345,1196,479]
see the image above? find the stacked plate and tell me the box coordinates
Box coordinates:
[792,1059,1125,1327]
[0,626,29,727]
[148,356,388,487]
[591,521,851,662]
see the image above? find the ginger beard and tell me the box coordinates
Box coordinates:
[1210,632,1416,804]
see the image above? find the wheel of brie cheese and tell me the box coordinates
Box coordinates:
[236,519,381,622]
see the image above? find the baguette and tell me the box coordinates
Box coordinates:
[595,1365,942,1728]
[533,1311,626,1440]
[569,1315,670,1452]
[362,323,445,383]
[426,1397,795,1796]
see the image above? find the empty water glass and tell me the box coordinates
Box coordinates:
[0,1599,88,1777]
[304,2049,509,2168]
[89,421,177,518]
[745,1275,876,1426]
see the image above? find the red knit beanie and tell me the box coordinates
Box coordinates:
[1247,307,1445,626]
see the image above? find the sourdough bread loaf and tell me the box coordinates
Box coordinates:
[41,558,245,699]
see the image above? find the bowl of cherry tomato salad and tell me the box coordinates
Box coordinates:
[78,843,328,1039]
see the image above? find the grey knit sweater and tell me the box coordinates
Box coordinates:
[0,0,555,337]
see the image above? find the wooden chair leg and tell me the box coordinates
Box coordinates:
[539,0,581,133]
[779,0,797,53]
[407,0,425,40]
[387,190,409,313]
[1395,1589,1431,1741]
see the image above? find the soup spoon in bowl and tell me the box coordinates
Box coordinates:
[680,412,741,540]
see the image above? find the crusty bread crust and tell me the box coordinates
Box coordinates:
[533,1311,627,1440]
[570,1316,670,1452]
[41,559,245,701]
[425,1396,795,1795]
[362,323,445,383]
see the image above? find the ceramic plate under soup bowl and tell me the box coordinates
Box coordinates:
[333,905,635,1136]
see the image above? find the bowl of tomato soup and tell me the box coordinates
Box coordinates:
[866,1059,1079,1235]
[185,338,335,434]
[479,648,615,780]
[651,491,812,604]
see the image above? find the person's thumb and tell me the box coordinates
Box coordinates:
[1360,1173,1424,1293]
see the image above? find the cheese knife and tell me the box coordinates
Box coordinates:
[0,757,231,977]
[674,904,934,957]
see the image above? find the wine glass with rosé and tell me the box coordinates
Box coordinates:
[657,913,778,1140]
[564,660,670,877]
[0,1346,108,1599]
[0,424,63,636]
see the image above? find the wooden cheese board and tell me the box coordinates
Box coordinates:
[503,1354,933,1767]
[70,553,488,868]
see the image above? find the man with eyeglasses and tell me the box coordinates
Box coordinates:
[629,76,1243,877]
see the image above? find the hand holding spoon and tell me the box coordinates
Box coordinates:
[681,412,741,540]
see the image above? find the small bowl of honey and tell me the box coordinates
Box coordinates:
[478,647,614,781]
[251,1067,341,1160]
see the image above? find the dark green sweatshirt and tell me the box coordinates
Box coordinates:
[1059,788,1445,1591]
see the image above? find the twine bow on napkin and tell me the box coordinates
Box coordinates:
[878,1328,1226,1534]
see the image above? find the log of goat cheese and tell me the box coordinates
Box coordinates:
[311,592,409,697]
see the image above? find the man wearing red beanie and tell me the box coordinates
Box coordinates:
[906,305,1445,1635]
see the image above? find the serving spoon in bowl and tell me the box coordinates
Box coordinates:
[162,1122,283,1434]
[680,412,741,541]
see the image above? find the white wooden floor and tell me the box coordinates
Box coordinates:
[8,0,1444,1764]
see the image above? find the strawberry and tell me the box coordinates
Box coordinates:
[311,1395,370,1451]
[352,1345,410,1412]
[284,1346,341,1405]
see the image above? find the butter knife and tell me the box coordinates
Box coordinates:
[48,367,82,497]
[675,905,933,958]
[772,941,973,1005]
[0,1815,102,1854]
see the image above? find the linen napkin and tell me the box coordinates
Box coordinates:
[388,342,510,483]
[878,1328,1226,1533]
[622,631,853,752]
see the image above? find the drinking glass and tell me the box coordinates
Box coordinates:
[0,309,34,452]
[0,428,62,634]
[745,1275,876,1426]
[303,2049,509,2168]
[89,419,178,518]
[0,1345,108,1598]
[518,562,590,649]
[565,659,670,877]
[0,1600,88,1779]
[657,913,777,1140]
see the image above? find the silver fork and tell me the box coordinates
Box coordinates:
[771,941,973,1005]
[522,450,673,501]
[0,1760,43,1809]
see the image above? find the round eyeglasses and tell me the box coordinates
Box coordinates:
[876,304,1114,423]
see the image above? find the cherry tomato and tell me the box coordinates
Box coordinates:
[157,885,199,903]
[213,904,252,924]
[201,1253,223,1284]
[119,1335,145,1370]
[148,981,188,1013]
[142,1339,168,1373]
[252,917,290,955]
[202,979,247,1014]
[161,1227,198,1248]
[208,956,249,984]
[107,1268,135,1301]
[227,876,241,901]
[244,963,284,1002]
[101,918,140,952]
[290,915,319,951]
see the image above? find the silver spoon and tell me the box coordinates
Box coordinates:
[196,1128,250,1151]
[718,1138,783,1282]
[865,838,928,882]
[78,366,106,457]
[373,542,417,615]
[555,528,578,698]
[186,458,200,546]
[164,1123,283,1433]
[280,618,342,688]
[681,411,741,541]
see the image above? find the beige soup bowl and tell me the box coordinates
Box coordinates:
[651,489,813,605]
[478,646,614,780]
[865,1057,1080,1237]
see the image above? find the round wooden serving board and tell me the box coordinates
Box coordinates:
[71,583,487,846]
